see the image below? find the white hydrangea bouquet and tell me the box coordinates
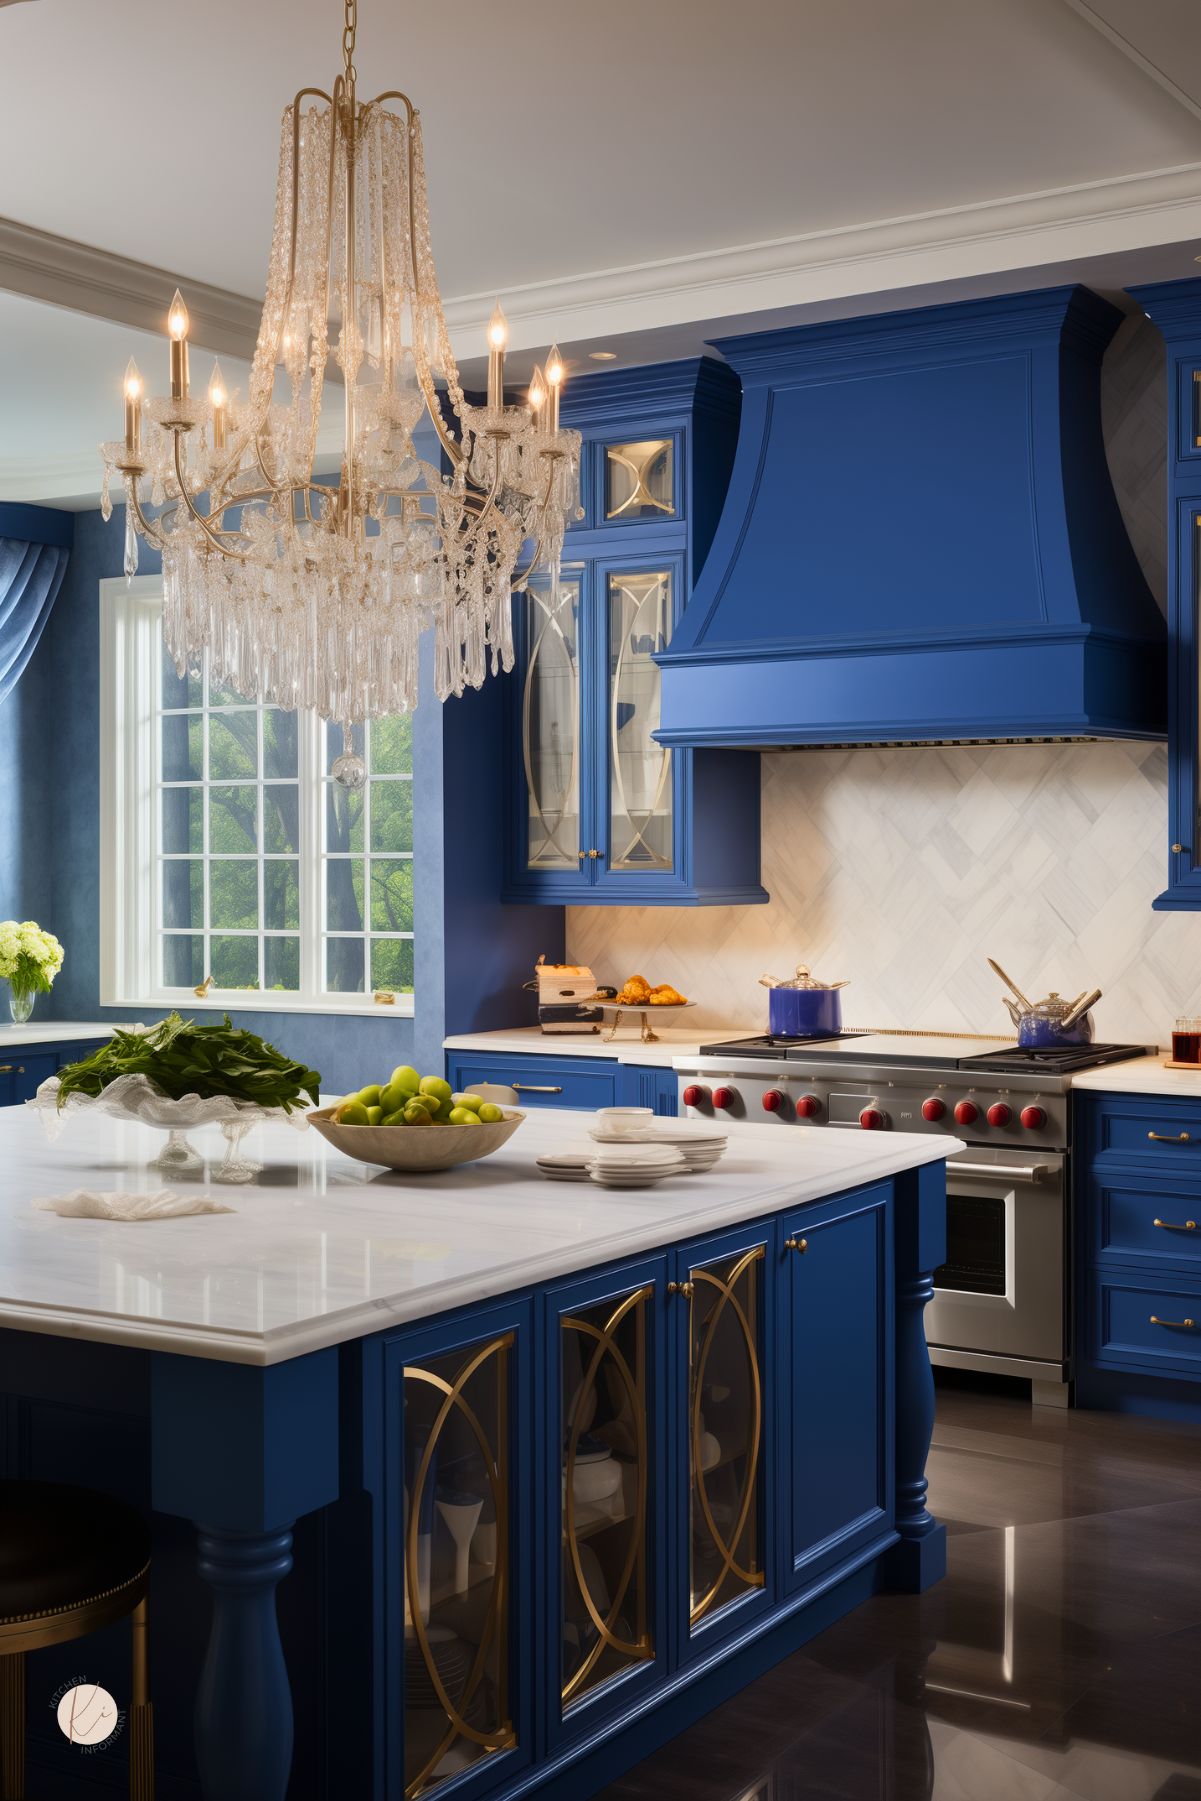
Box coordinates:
[0,919,65,1025]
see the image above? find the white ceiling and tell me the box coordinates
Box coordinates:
[3,0,1201,505]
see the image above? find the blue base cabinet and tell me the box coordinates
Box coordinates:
[0,1037,106,1106]
[355,1163,946,1801]
[503,360,766,908]
[1075,1091,1201,1421]
[445,1048,679,1117]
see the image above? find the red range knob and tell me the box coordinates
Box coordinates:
[921,1097,946,1122]
[712,1087,737,1111]
[953,1100,978,1126]
[859,1107,886,1130]
[762,1089,786,1114]
[682,1084,707,1109]
[795,1093,821,1118]
[986,1102,1012,1128]
[1020,1104,1046,1130]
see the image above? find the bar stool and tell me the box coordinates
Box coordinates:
[0,1480,153,1800]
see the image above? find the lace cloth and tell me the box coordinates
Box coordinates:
[34,1188,235,1220]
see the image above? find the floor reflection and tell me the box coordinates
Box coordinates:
[596,1376,1201,1801]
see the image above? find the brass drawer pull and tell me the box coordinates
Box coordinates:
[0,1064,21,1075]
[511,1083,564,1094]
[1150,1314,1196,1329]
[667,1280,694,1298]
[1148,1130,1192,1143]
[784,1236,809,1254]
[1154,1217,1197,1231]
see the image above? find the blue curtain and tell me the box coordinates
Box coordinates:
[0,535,69,707]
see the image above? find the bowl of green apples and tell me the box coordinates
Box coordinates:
[308,1066,525,1172]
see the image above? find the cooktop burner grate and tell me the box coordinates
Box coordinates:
[959,1042,1155,1076]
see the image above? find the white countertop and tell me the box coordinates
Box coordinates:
[1070,1052,1201,1098]
[0,1022,121,1049]
[0,1105,958,1367]
[443,1025,742,1070]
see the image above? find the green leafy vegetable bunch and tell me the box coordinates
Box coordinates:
[55,1013,320,1113]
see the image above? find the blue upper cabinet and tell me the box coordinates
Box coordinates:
[503,360,768,906]
[1132,279,1201,909]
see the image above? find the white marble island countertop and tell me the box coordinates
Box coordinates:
[0,1105,959,1367]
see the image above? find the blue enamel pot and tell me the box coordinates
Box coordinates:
[762,968,847,1040]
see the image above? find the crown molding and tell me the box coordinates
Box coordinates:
[441,161,1201,352]
[0,216,263,358]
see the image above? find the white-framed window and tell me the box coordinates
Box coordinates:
[100,576,415,1016]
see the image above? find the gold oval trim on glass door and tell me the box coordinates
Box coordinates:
[404,1334,515,1799]
[689,1247,766,1626]
[522,578,581,869]
[561,1285,653,1704]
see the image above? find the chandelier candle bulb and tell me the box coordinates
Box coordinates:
[122,358,142,458]
[168,289,190,400]
[528,363,547,427]
[486,301,508,408]
[546,344,564,432]
[208,362,228,451]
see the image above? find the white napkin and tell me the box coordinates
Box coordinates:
[34,1188,235,1220]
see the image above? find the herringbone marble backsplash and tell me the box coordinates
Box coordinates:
[568,741,1196,1047]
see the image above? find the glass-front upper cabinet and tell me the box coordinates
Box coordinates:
[607,569,674,876]
[503,358,766,907]
[402,1332,516,1799]
[604,438,676,522]
[522,566,583,874]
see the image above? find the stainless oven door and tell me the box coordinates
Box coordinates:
[925,1145,1065,1367]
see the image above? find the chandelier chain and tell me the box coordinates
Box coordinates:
[343,0,357,84]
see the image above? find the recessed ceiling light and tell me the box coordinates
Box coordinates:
[589,350,618,361]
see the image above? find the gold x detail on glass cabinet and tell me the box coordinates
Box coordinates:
[605,438,675,519]
[523,566,583,870]
[686,1248,765,1626]
[561,1285,653,1706]
[609,570,674,873]
[403,1336,515,1799]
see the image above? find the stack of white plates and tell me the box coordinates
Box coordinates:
[535,1150,594,1182]
[588,1121,728,1173]
[587,1143,688,1189]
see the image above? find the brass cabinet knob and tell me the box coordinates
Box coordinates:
[784,1236,809,1254]
[578,849,586,860]
[667,1280,694,1298]
[1172,843,1186,855]
[587,848,603,859]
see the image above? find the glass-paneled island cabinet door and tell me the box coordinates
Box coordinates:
[521,564,584,876]
[551,1258,666,1744]
[674,1226,771,1657]
[400,1327,521,1800]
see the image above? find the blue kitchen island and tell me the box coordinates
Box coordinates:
[0,1106,952,1801]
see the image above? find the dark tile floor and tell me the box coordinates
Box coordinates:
[597,1375,1201,1801]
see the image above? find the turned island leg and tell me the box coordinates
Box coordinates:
[886,1163,947,1593]
[150,1349,340,1801]
[195,1525,295,1801]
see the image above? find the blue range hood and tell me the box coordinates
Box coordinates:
[656,286,1165,748]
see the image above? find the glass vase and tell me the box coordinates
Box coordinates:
[7,982,34,1026]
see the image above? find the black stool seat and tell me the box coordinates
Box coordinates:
[0,1481,149,1632]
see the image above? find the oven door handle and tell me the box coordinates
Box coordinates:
[950,1161,1051,1184]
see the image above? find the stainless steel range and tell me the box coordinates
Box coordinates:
[676,1033,1153,1406]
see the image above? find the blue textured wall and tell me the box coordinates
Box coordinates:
[14,499,558,1093]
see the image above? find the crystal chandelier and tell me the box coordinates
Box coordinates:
[100,0,581,752]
